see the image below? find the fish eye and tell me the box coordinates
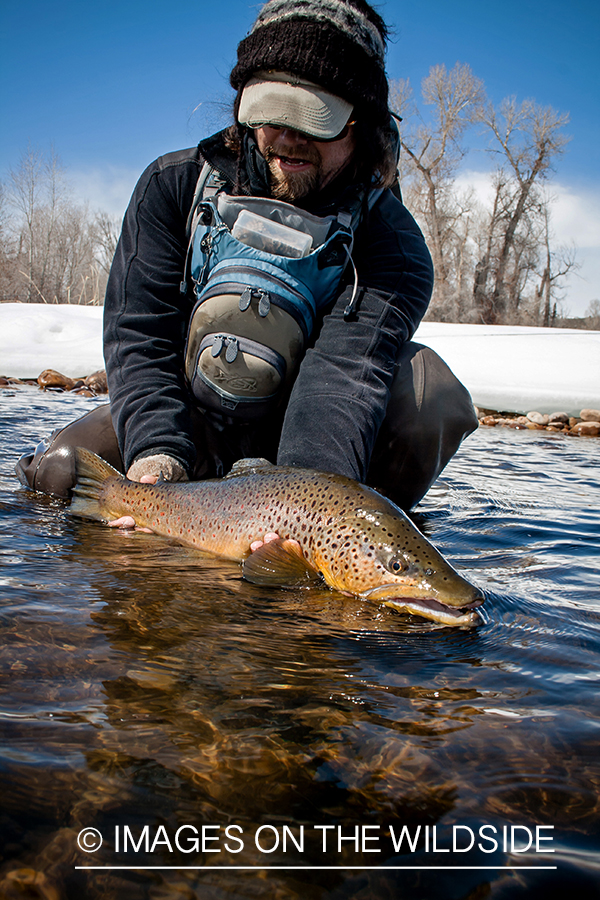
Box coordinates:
[388,558,406,574]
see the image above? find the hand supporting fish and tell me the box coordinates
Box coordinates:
[70,449,484,626]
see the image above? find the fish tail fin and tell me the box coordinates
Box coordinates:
[70,447,122,521]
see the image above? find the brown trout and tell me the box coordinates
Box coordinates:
[71,449,484,626]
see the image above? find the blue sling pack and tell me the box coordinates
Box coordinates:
[183,164,382,419]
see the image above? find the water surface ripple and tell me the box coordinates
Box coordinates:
[1,388,599,899]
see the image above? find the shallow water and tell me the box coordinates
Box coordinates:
[1,387,599,899]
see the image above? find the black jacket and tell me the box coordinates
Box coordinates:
[104,131,433,481]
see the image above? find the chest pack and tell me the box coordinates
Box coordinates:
[182,164,378,419]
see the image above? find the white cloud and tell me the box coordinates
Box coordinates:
[547,183,600,250]
[69,165,140,220]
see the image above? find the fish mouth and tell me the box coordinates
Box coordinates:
[386,596,483,627]
[362,584,484,627]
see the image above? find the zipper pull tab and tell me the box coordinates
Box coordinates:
[239,287,252,311]
[211,335,224,357]
[225,337,239,363]
[197,233,213,286]
[257,290,271,317]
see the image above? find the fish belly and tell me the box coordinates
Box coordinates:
[103,478,294,561]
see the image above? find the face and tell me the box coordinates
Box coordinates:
[253,124,356,202]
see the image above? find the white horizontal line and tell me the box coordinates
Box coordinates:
[74,865,558,871]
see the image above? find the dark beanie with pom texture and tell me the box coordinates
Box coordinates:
[230,0,390,127]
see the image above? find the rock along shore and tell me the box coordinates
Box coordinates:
[1,366,599,438]
[0,368,108,398]
[476,407,600,437]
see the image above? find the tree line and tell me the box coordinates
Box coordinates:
[0,146,120,305]
[390,63,586,326]
[0,70,594,326]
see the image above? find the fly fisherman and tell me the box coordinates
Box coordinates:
[17,0,477,513]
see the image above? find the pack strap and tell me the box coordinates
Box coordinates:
[181,162,228,296]
[185,162,227,237]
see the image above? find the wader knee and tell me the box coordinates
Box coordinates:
[15,404,123,499]
[368,342,478,510]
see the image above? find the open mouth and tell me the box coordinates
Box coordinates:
[384,597,483,627]
[362,585,484,626]
[275,155,314,172]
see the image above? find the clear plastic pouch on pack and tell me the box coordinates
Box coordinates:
[231,209,313,258]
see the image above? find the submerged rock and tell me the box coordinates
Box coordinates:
[570,421,600,437]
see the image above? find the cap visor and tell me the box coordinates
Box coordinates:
[238,77,353,140]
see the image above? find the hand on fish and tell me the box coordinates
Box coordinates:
[108,512,288,555]
[71,450,485,627]
[113,472,299,553]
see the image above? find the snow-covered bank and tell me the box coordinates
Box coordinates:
[1,303,599,416]
[0,303,104,378]
[414,322,600,416]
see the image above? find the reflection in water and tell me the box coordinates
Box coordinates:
[0,387,599,898]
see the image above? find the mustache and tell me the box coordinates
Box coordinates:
[262,144,321,166]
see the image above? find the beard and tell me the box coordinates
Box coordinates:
[262,144,322,202]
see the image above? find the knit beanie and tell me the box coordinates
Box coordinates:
[230,0,390,127]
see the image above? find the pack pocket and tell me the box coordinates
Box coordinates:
[184,289,305,418]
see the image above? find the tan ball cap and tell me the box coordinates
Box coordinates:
[238,71,354,140]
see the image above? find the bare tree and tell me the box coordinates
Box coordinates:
[92,211,121,276]
[390,64,485,319]
[0,146,112,304]
[530,195,579,326]
[392,63,574,326]
[584,300,600,330]
[475,98,570,323]
[6,145,47,301]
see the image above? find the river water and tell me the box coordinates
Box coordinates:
[1,387,599,900]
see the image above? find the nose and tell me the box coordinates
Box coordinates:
[275,128,310,145]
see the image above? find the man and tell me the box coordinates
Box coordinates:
[17,0,477,512]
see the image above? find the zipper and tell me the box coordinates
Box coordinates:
[208,264,314,330]
[197,278,314,339]
[196,224,228,287]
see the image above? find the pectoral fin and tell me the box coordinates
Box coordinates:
[242,539,322,588]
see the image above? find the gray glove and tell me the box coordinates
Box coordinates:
[126,454,189,483]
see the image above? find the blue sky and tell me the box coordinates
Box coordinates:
[1,0,598,313]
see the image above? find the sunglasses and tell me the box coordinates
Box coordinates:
[251,120,356,143]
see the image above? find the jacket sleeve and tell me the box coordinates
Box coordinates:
[276,190,434,481]
[103,149,201,473]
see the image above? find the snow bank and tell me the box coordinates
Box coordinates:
[1,303,599,416]
[414,323,600,416]
[0,303,104,378]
